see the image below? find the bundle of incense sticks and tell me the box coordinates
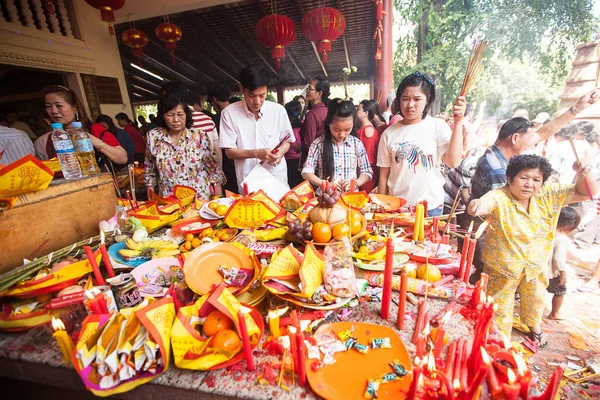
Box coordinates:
[460,40,489,96]
[259,133,291,166]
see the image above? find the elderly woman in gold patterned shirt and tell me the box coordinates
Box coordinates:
[145,95,224,198]
[468,154,597,347]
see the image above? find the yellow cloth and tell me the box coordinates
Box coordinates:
[480,183,574,282]
[485,267,548,335]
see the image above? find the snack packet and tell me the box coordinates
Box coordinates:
[323,237,358,298]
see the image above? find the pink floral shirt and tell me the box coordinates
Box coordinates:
[145,127,224,198]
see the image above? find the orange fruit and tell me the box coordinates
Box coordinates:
[406,266,417,279]
[179,243,188,253]
[185,233,195,242]
[350,211,362,222]
[416,263,442,282]
[191,238,202,248]
[201,228,214,238]
[312,222,332,243]
[208,201,219,211]
[216,205,229,216]
[184,241,192,250]
[211,329,241,352]
[350,218,362,235]
[332,223,351,239]
[430,327,449,346]
[203,310,234,337]
[220,233,231,241]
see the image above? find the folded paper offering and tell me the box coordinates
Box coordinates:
[0,155,54,209]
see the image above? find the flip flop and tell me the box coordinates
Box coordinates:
[577,282,599,292]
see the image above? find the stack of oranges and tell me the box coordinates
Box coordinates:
[201,310,241,352]
[208,201,229,217]
[179,228,233,253]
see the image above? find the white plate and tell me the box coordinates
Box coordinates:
[354,253,410,271]
[130,257,182,297]
[199,197,235,220]
[301,296,353,310]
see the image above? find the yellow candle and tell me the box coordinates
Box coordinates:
[52,317,74,365]
[413,205,421,242]
[268,310,281,338]
[419,205,425,241]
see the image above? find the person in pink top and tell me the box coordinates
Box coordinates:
[115,112,146,163]
[284,100,304,188]
[356,100,381,193]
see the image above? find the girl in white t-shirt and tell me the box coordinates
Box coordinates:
[377,72,466,215]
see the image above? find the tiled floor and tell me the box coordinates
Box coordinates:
[512,241,600,399]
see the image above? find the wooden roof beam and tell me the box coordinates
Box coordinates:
[294,0,328,77]
[253,0,306,81]
[148,39,213,84]
[177,41,240,84]
[124,70,162,89]
[221,6,278,76]
[141,53,204,88]
[196,20,247,70]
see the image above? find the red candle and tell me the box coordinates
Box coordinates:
[444,341,456,378]
[396,268,408,330]
[421,200,428,217]
[99,244,115,278]
[502,369,520,400]
[482,347,502,396]
[349,179,356,192]
[87,297,102,315]
[464,367,488,400]
[460,342,469,390]
[464,238,476,283]
[453,338,464,384]
[297,331,307,386]
[407,358,422,400]
[433,274,454,287]
[84,246,104,285]
[458,237,470,283]
[416,333,425,358]
[381,238,394,320]
[533,367,562,400]
[126,191,135,210]
[412,300,427,343]
[243,182,249,196]
[435,370,455,399]
[431,217,439,242]
[279,311,327,327]
[433,327,446,359]
[442,234,449,244]
[288,326,298,372]
[237,311,254,371]
[290,309,299,329]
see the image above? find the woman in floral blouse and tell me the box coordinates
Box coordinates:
[145,95,224,198]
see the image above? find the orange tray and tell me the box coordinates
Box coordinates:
[307,322,413,400]
[183,242,254,295]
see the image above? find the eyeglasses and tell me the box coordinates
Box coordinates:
[512,120,533,135]
[306,85,317,92]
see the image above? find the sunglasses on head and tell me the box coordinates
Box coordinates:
[512,120,533,135]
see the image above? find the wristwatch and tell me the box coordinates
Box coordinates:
[569,105,579,115]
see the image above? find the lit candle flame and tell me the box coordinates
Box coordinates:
[427,349,436,374]
[100,230,105,246]
[513,353,527,376]
[507,368,517,384]
[422,322,431,336]
[479,289,486,304]
[51,317,65,331]
[501,332,512,349]
[440,311,452,325]
[288,326,296,334]
[415,356,421,365]
[480,347,492,365]
[453,378,461,391]
[487,295,494,304]
[467,220,474,234]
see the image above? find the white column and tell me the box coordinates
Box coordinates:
[19,0,36,28]
[5,0,21,25]
[31,0,50,32]
[56,0,73,38]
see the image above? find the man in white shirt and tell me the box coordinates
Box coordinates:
[219,65,294,193]
[0,114,35,164]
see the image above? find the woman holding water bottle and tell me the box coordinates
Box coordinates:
[35,86,126,166]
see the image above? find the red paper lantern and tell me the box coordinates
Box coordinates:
[155,22,183,65]
[301,7,346,64]
[256,14,297,70]
[84,0,125,35]
[121,28,148,66]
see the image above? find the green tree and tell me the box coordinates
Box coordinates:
[393,0,597,117]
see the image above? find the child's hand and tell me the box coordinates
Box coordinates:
[559,272,567,286]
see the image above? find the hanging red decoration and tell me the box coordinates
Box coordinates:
[121,28,148,67]
[155,22,183,65]
[301,7,345,64]
[256,14,297,70]
[372,0,387,62]
[46,0,55,15]
[84,0,125,36]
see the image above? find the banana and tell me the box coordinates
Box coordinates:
[152,249,181,259]
[125,238,142,250]
[142,239,160,248]
[153,241,179,250]
[119,249,142,258]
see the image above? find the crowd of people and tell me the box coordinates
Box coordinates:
[1,65,600,349]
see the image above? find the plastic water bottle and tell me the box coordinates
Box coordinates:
[71,121,100,175]
[51,122,82,179]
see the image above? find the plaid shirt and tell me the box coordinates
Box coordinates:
[443,149,483,207]
[470,144,509,200]
[301,135,373,182]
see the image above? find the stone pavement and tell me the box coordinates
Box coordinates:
[511,241,600,399]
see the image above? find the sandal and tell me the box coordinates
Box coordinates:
[528,331,548,348]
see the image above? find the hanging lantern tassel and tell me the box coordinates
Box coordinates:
[121,28,149,67]
[100,6,116,22]
[133,48,144,67]
[84,1,125,35]
[47,0,55,15]
[318,40,331,64]
[108,23,115,36]
[273,45,285,70]
[167,42,177,65]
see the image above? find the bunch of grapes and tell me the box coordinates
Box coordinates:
[318,186,341,208]
[288,219,313,241]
